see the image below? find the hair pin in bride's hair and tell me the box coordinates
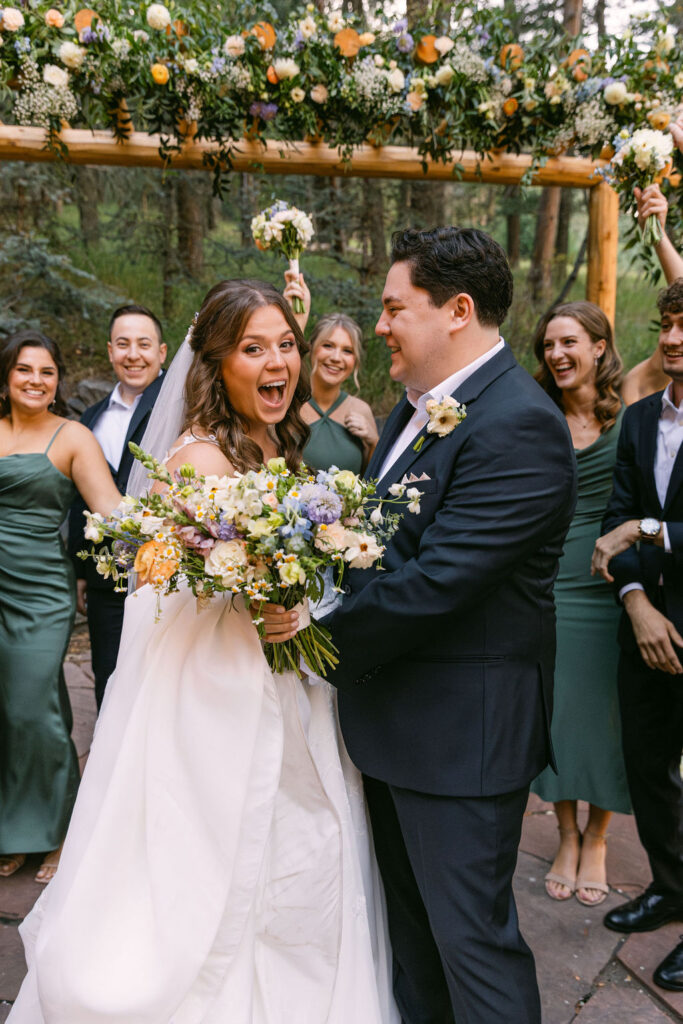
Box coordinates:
[184,312,199,345]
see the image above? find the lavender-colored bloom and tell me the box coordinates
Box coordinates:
[217,515,239,540]
[293,28,305,51]
[249,101,278,121]
[80,27,97,43]
[112,539,139,567]
[392,18,408,35]
[211,55,226,74]
[302,485,343,525]
[14,36,31,54]
[474,25,491,45]
[396,32,414,54]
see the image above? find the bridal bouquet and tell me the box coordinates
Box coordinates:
[251,200,314,313]
[602,127,675,245]
[80,445,421,677]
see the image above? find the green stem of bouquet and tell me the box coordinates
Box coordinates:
[640,212,663,247]
[263,618,339,680]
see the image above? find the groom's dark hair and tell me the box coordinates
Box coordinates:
[390,227,513,328]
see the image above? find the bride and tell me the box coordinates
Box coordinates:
[9,279,397,1024]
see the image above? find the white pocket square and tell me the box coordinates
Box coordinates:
[400,472,431,484]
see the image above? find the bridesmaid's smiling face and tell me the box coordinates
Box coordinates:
[542,316,606,393]
[221,305,301,433]
[8,345,59,415]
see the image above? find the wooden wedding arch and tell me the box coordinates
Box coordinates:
[0,126,619,323]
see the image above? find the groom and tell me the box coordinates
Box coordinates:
[266,227,576,1022]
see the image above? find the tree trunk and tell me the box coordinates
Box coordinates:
[75,166,100,248]
[362,179,387,281]
[176,171,204,278]
[505,186,521,268]
[594,0,606,37]
[555,188,573,278]
[161,177,177,320]
[529,187,562,304]
[239,174,253,248]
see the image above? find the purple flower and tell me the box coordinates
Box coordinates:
[392,18,408,34]
[302,485,343,525]
[217,516,239,540]
[211,55,227,74]
[293,28,305,51]
[249,101,278,121]
[396,32,414,54]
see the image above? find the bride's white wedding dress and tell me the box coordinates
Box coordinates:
[10,583,397,1023]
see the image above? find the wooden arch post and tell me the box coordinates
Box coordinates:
[0,126,620,323]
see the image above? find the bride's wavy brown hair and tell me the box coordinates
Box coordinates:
[183,279,310,472]
[533,301,623,434]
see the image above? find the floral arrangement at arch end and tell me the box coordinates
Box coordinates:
[0,1,681,219]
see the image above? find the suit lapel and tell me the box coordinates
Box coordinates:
[374,345,517,497]
[81,394,110,428]
[124,373,164,449]
[640,394,664,513]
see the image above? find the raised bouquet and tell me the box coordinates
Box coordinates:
[80,445,421,678]
[251,200,314,313]
[602,127,675,245]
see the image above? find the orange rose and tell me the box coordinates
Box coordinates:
[45,8,65,28]
[499,43,523,70]
[503,97,518,116]
[266,64,279,84]
[134,540,178,585]
[151,63,169,85]
[647,109,671,130]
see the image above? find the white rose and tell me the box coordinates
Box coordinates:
[43,64,69,88]
[146,3,171,30]
[1,7,24,31]
[387,67,405,93]
[291,86,305,103]
[310,83,328,103]
[603,81,628,106]
[183,57,199,74]
[373,54,385,67]
[59,41,86,69]
[205,539,248,587]
[299,15,316,39]
[434,36,454,55]
[434,64,454,87]
[273,58,300,80]
[224,34,245,57]
[656,30,675,55]
[133,29,149,42]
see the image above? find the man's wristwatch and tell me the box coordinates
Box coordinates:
[639,517,662,541]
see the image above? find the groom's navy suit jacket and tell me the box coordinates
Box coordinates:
[324,345,577,797]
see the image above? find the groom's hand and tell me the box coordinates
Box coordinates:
[251,602,300,642]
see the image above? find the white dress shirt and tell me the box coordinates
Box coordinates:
[92,383,143,472]
[379,339,505,479]
[619,382,683,599]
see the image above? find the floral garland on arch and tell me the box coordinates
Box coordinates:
[0,2,681,217]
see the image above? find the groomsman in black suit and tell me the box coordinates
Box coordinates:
[263,227,577,1022]
[593,278,683,991]
[68,304,166,709]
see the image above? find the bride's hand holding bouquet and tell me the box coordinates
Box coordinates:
[251,200,314,314]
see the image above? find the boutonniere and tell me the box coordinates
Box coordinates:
[413,397,467,450]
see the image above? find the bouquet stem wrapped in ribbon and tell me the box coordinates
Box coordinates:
[80,446,421,678]
[251,201,314,313]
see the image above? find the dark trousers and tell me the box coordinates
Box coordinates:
[618,648,683,897]
[86,587,126,710]
[364,776,540,1024]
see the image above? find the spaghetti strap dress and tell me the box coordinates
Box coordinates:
[0,423,80,854]
[303,393,364,474]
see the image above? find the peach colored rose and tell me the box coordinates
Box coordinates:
[45,8,65,28]
[134,540,178,585]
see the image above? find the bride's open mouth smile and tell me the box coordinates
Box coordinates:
[258,378,288,409]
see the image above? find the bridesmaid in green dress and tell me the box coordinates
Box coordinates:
[0,331,121,883]
[283,273,378,473]
[530,302,630,907]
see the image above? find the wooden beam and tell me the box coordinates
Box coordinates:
[586,181,619,325]
[0,126,604,188]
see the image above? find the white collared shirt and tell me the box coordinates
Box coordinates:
[92,383,143,472]
[618,382,683,600]
[379,339,505,479]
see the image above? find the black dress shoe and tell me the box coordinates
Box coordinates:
[604,888,683,933]
[654,937,683,991]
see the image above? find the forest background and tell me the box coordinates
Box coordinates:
[2,0,682,414]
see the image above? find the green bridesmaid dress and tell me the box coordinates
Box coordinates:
[532,409,631,813]
[303,393,364,474]
[0,424,80,854]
